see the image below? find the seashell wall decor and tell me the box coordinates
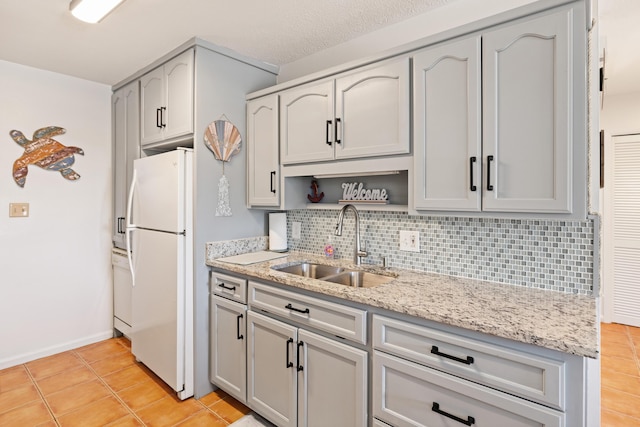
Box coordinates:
[204,118,242,216]
[10,126,84,187]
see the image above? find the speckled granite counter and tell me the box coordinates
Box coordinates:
[206,251,599,358]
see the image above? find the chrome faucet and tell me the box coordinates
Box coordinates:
[335,204,368,265]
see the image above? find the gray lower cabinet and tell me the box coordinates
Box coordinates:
[247,310,367,427]
[373,351,564,427]
[209,295,247,403]
[372,314,574,427]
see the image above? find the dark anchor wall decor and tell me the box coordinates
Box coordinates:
[10,126,84,187]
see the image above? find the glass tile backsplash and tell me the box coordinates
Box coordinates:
[286,209,595,295]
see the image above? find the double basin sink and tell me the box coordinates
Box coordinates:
[272,262,395,288]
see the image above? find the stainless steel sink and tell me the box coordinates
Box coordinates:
[322,271,395,288]
[273,262,344,279]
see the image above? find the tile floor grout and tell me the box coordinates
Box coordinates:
[0,336,250,426]
[2,324,640,426]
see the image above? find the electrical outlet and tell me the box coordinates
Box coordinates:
[399,230,420,252]
[292,221,301,239]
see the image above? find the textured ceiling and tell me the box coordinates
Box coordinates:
[0,0,637,96]
[0,0,453,86]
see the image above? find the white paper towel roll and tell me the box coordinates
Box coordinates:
[269,213,287,252]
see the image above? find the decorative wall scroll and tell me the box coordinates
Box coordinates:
[10,126,84,188]
[204,117,242,216]
[339,182,389,204]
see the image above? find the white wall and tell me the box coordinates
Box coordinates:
[600,91,640,135]
[278,0,536,82]
[0,60,112,369]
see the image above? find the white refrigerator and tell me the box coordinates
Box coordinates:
[126,148,194,400]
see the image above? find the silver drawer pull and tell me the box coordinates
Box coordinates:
[431,345,474,365]
[285,303,310,314]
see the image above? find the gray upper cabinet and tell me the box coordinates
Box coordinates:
[140,49,194,147]
[280,58,410,165]
[280,80,335,164]
[414,6,578,214]
[482,8,573,213]
[112,81,140,249]
[413,36,482,211]
[334,58,410,160]
[247,94,280,207]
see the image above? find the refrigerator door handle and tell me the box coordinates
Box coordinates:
[125,169,137,286]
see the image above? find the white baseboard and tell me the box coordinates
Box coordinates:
[0,330,114,370]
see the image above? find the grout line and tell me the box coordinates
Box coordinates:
[23,362,60,427]
[72,348,147,426]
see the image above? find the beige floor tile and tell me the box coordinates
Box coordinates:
[0,400,54,425]
[135,395,205,426]
[35,364,97,395]
[209,397,251,423]
[45,378,111,416]
[56,395,131,427]
[89,352,137,377]
[0,366,32,393]
[175,410,229,426]
[0,383,41,414]
[26,352,84,380]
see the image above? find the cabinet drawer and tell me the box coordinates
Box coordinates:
[249,281,366,344]
[210,272,247,304]
[373,315,565,409]
[373,351,564,427]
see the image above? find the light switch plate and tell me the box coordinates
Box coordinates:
[292,222,301,239]
[9,203,29,218]
[399,230,420,252]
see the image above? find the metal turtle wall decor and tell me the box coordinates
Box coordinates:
[10,126,84,187]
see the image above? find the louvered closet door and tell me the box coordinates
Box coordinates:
[608,134,640,326]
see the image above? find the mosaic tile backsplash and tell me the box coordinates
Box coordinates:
[286,209,596,295]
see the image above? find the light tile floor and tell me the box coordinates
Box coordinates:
[0,337,250,426]
[1,324,638,426]
[600,322,640,426]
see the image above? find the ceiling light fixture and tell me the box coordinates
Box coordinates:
[69,0,125,23]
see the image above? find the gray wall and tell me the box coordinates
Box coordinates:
[193,46,276,397]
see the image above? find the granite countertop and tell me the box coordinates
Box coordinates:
[206,251,599,358]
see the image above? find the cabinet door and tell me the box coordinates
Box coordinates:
[335,58,410,159]
[247,311,298,427]
[164,49,194,141]
[413,37,481,211]
[483,9,572,213]
[140,66,164,145]
[297,329,367,427]
[112,81,140,248]
[247,94,280,206]
[210,296,247,403]
[280,80,334,164]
